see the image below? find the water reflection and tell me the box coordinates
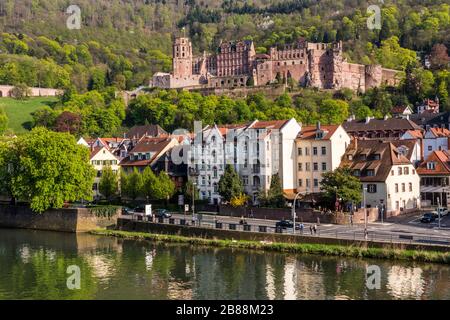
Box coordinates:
[0,228,450,300]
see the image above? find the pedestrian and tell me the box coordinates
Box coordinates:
[309,225,313,235]
[350,215,353,227]
[300,223,304,234]
[313,224,317,235]
[364,228,368,241]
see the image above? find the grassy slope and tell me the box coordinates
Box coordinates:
[91,229,450,265]
[0,97,57,134]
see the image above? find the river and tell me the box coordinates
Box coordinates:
[0,228,449,300]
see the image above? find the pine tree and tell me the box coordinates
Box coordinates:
[218,165,244,202]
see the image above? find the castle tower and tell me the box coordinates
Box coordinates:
[173,37,193,78]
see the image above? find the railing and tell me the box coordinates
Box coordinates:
[122,215,450,247]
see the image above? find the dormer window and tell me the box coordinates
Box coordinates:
[366,170,375,177]
[347,155,353,161]
[427,162,436,170]
[373,154,381,160]
[353,170,361,177]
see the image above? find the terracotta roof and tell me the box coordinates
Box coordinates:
[341,140,412,182]
[391,105,411,114]
[249,120,289,130]
[297,125,339,140]
[429,127,450,138]
[390,139,418,162]
[90,146,104,159]
[343,118,421,133]
[120,137,175,167]
[417,151,450,176]
[404,130,423,139]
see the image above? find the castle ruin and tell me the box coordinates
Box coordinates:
[150,37,399,93]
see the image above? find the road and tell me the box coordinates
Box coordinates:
[168,212,450,246]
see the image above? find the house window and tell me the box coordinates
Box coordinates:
[298,179,303,187]
[428,146,432,151]
[367,184,377,193]
[306,163,311,171]
[305,147,310,156]
[314,179,319,187]
[321,147,326,155]
[395,184,399,193]
[398,167,403,175]
[322,163,327,171]
[353,170,360,177]
[366,170,375,177]
[402,183,406,192]
[391,170,394,176]
[404,167,409,175]
[298,163,303,171]
[427,162,436,170]
[409,183,413,192]
[306,179,310,188]
[298,148,303,156]
[313,147,318,156]
[313,163,318,171]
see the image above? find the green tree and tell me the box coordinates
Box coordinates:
[155,171,176,201]
[0,108,9,134]
[320,167,362,209]
[218,165,244,203]
[319,99,349,124]
[3,127,95,213]
[121,168,143,201]
[141,167,158,201]
[183,180,199,204]
[259,174,285,208]
[10,83,32,100]
[99,165,119,201]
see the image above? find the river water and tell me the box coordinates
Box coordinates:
[0,228,449,300]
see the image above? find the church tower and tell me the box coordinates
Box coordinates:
[173,37,193,78]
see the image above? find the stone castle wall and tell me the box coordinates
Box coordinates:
[151,37,400,93]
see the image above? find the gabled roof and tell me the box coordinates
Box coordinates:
[343,118,421,133]
[340,140,412,182]
[390,139,418,161]
[403,130,423,139]
[417,150,450,176]
[248,120,289,130]
[428,127,450,138]
[391,105,412,114]
[120,137,176,167]
[125,125,168,140]
[297,125,340,140]
[90,146,118,161]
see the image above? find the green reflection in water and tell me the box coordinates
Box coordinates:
[1,228,450,300]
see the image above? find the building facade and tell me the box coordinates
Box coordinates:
[295,124,351,195]
[90,146,120,199]
[341,140,420,216]
[151,37,399,93]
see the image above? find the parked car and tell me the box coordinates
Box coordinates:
[155,209,171,218]
[276,220,300,230]
[435,208,449,217]
[420,213,436,223]
[121,207,133,216]
[131,205,152,218]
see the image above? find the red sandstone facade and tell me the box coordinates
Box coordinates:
[151,37,400,93]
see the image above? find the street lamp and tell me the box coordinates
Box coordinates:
[363,186,368,239]
[192,182,197,226]
[292,191,303,235]
[437,196,441,229]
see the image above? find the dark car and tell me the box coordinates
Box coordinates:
[420,213,436,223]
[121,207,133,216]
[155,209,172,218]
[276,220,300,230]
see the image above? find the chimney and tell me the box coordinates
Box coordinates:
[316,121,321,131]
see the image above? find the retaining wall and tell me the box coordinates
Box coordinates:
[0,205,119,233]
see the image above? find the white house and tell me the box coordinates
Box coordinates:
[341,140,420,217]
[90,146,120,199]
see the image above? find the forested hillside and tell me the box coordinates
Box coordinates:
[0,0,448,92]
[0,0,449,136]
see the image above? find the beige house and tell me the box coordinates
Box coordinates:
[295,123,351,195]
[90,146,120,199]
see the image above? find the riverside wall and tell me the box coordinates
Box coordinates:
[0,205,119,233]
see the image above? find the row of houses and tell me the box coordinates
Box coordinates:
[78,115,439,217]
